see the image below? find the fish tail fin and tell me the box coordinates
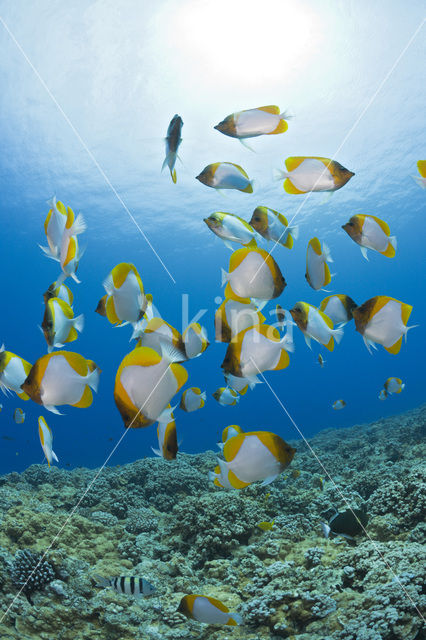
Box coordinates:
[413,175,426,188]
[73,314,84,333]
[200,391,207,401]
[92,574,110,588]
[103,273,115,296]
[87,367,100,393]
[171,168,177,184]
[273,168,288,181]
[221,268,230,287]
[68,213,87,236]
[389,235,397,250]
[279,110,293,120]
[322,242,333,263]
[228,613,243,626]
[290,224,299,241]
[404,323,419,341]
[332,326,344,344]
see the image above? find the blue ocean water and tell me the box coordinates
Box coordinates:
[0,0,425,474]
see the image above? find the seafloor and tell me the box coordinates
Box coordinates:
[0,406,425,640]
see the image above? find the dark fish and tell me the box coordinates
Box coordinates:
[163,115,183,183]
[322,507,368,542]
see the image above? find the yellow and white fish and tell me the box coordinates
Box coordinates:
[384,377,405,394]
[332,399,346,410]
[319,295,357,327]
[413,160,426,189]
[214,105,289,141]
[352,296,416,354]
[221,323,294,379]
[216,424,244,453]
[221,246,286,306]
[163,114,183,184]
[43,282,73,307]
[212,387,240,406]
[22,351,100,414]
[249,206,299,249]
[177,594,242,626]
[305,238,333,291]
[39,197,68,260]
[215,298,265,343]
[342,215,397,260]
[41,297,84,352]
[204,212,260,249]
[57,206,87,284]
[0,345,32,400]
[13,408,25,424]
[114,345,187,429]
[103,263,146,327]
[183,322,209,359]
[134,317,186,360]
[152,410,178,460]
[275,156,354,194]
[378,389,388,401]
[196,162,253,193]
[224,372,261,394]
[217,431,296,488]
[290,302,343,351]
[180,387,206,412]
[38,416,59,467]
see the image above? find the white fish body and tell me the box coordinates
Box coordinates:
[233,108,286,138]
[360,216,396,254]
[282,159,335,192]
[40,355,99,409]
[40,197,67,260]
[306,241,332,290]
[220,434,283,484]
[223,253,275,300]
[363,300,410,349]
[306,307,343,348]
[212,163,252,191]
[182,388,206,412]
[238,327,293,377]
[0,355,29,396]
[191,596,241,624]
[104,271,144,325]
[48,299,84,350]
[321,296,349,325]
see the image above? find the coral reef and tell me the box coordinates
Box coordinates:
[0,405,425,639]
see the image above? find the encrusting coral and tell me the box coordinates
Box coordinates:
[0,405,424,639]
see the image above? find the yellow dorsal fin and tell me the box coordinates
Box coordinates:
[258,105,280,114]
[112,263,136,289]
[308,237,322,255]
[170,363,188,391]
[145,317,166,333]
[73,385,93,408]
[63,352,87,376]
[318,308,334,329]
[277,211,289,226]
[229,163,249,180]
[229,247,253,273]
[369,215,390,236]
[385,335,403,355]
[285,157,306,172]
[205,596,230,613]
[268,119,288,135]
[106,296,120,325]
[123,347,162,368]
[284,179,305,194]
[257,324,280,342]
[55,298,74,319]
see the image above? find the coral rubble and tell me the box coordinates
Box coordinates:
[0,406,425,639]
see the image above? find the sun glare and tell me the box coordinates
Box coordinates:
[173,0,320,88]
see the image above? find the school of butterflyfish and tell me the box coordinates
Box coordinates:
[0,106,421,627]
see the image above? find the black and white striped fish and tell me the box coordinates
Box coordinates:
[93,574,156,597]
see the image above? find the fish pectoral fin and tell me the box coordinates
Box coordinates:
[261,474,279,486]
[223,240,234,250]
[303,334,312,349]
[151,447,162,458]
[73,385,93,408]
[239,138,256,152]
[52,450,59,462]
